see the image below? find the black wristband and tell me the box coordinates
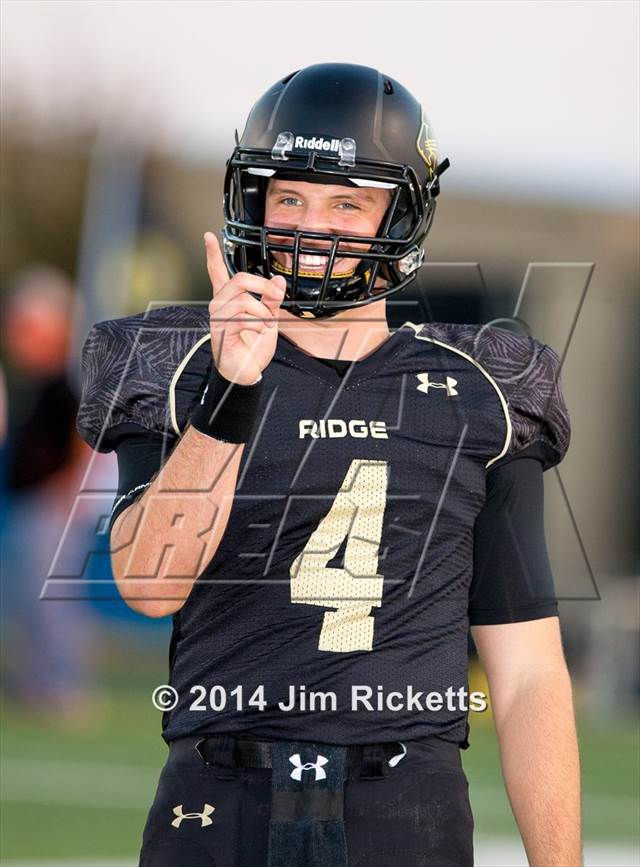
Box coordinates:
[190,366,263,443]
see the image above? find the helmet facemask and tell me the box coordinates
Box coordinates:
[222,145,441,319]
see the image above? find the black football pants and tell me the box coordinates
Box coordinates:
[138,734,474,867]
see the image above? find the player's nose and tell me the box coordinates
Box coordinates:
[294,205,334,237]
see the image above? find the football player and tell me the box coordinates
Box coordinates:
[77,64,581,867]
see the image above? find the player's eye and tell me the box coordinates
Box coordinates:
[337,201,360,211]
[279,197,302,206]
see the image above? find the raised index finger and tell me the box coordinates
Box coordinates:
[204,232,231,295]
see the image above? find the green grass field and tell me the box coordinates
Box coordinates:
[1,644,638,863]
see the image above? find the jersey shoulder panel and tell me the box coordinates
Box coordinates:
[76,305,209,452]
[403,321,571,469]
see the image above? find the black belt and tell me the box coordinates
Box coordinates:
[191,733,403,770]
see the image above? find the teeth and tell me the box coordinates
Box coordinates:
[299,255,327,266]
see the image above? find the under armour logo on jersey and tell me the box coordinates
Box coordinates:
[416,372,459,396]
[171,803,215,828]
[289,753,329,781]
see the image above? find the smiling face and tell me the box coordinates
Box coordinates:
[264,178,393,278]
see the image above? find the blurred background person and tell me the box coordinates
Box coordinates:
[0,265,102,728]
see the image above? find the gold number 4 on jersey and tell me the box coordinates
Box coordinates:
[290,459,388,653]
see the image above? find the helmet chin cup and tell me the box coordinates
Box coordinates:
[270,254,375,320]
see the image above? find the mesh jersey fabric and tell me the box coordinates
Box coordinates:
[77,309,570,746]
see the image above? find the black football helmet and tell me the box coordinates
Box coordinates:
[222,62,449,319]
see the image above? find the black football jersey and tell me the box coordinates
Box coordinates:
[77,306,570,746]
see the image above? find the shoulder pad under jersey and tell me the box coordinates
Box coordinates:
[405,321,571,470]
[76,305,209,452]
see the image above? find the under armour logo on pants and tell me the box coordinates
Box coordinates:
[289,753,329,781]
[171,803,215,828]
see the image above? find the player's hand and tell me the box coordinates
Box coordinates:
[204,232,287,385]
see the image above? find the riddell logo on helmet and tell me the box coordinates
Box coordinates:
[294,136,341,152]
